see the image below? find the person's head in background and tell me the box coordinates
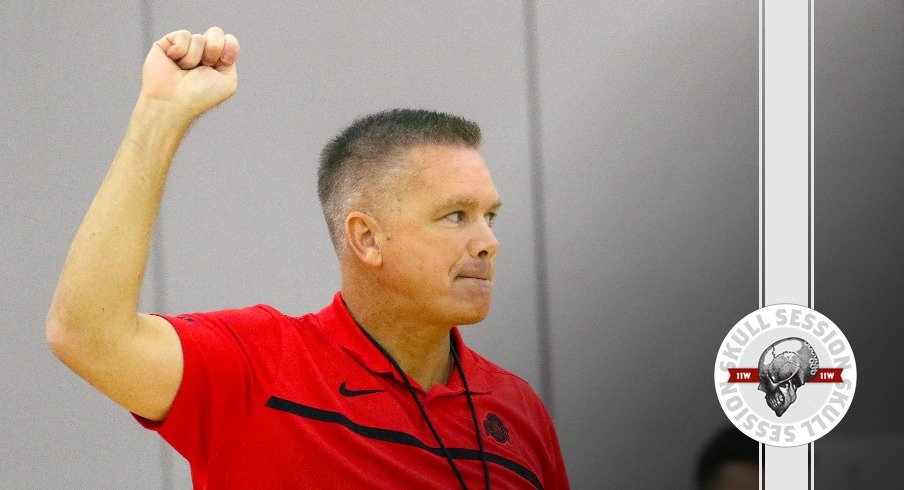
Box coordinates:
[697,425,758,490]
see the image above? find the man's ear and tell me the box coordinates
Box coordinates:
[345,211,383,267]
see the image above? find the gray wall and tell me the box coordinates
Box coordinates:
[536,2,759,486]
[814,3,904,487]
[2,2,900,489]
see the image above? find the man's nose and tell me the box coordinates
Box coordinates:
[468,220,499,259]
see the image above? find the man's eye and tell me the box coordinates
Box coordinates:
[445,211,465,223]
[485,212,497,227]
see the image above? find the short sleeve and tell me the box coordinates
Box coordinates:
[132,304,284,466]
[538,400,571,489]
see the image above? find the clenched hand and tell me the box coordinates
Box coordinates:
[140,27,240,118]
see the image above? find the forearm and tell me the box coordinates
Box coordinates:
[47,98,193,346]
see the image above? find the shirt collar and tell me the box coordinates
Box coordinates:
[317,291,491,395]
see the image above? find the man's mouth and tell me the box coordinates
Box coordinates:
[456,275,492,281]
[455,262,494,282]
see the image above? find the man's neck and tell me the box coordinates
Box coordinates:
[341,287,454,390]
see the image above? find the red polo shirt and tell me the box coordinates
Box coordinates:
[135,292,569,489]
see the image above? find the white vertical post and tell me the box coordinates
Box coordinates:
[760,0,814,488]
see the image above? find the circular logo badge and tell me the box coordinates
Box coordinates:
[713,304,856,447]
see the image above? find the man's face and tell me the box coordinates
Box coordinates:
[375,144,501,326]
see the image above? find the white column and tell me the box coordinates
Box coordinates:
[760,0,814,488]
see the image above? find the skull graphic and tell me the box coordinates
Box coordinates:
[757,337,819,417]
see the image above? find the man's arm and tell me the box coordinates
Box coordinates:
[45,27,240,422]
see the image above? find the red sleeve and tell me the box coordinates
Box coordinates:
[539,402,571,490]
[132,304,284,466]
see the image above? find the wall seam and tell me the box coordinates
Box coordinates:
[521,0,553,415]
[138,1,173,489]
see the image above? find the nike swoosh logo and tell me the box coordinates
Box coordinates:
[339,381,386,397]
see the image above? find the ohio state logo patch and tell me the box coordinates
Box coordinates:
[713,304,857,447]
[483,413,510,443]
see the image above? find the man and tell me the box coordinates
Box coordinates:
[46,27,568,489]
[696,426,758,490]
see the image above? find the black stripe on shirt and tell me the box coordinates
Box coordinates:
[265,395,543,489]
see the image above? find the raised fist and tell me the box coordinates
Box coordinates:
[140,27,240,118]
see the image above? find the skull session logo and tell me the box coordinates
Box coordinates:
[713,305,856,447]
[758,337,820,417]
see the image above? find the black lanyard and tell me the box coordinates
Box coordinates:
[355,322,491,489]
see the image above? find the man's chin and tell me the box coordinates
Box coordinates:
[451,301,492,326]
[455,312,489,326]
[421,294,492,326]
